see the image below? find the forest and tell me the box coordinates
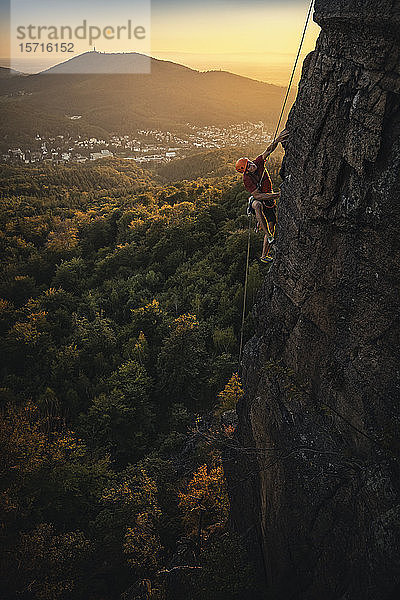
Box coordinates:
[0,152,282,600]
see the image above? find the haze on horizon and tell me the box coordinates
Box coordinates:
[0,0,319,85]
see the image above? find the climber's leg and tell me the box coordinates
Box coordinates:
[253,201,273,259]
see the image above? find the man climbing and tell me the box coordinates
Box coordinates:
[235,129,288,263]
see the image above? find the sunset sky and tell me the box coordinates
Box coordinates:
[0,0,320,84]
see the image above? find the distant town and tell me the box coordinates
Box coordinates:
[2,122,271,166]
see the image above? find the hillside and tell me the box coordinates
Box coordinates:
[0,155,275,599]
[0,67,25,78]
[153,146,284,183]
[0,51,293,148]
[40,51,151,75]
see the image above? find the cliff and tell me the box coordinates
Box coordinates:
[226,1,400,598]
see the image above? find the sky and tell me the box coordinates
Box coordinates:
[0,0,320,84]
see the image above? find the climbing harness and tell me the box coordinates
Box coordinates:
[238,0,315,370]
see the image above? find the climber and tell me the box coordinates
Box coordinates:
[235,129,288,263]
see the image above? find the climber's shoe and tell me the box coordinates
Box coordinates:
[260,255,273,264]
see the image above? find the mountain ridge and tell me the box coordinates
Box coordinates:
[39,51,194,76]
[0,51,293,150]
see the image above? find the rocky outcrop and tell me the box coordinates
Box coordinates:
[226,1,400,598]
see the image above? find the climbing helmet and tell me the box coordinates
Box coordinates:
[235,157,249,173]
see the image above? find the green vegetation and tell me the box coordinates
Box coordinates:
[0,156,279,599]
[153,146,284,184]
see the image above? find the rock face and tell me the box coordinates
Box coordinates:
[226,1,400,598]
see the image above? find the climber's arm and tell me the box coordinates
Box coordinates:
[261,129,289,160]
[261,139,279,161]
[253,190,281,202]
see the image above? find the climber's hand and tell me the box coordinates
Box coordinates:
[277,129,289,143]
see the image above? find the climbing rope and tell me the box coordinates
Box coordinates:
[238,216,252,367]
[272,0,315,145]
[238,0,315,370]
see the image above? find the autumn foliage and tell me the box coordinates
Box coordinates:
[178,463,229,536]
[0,159,275,599]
